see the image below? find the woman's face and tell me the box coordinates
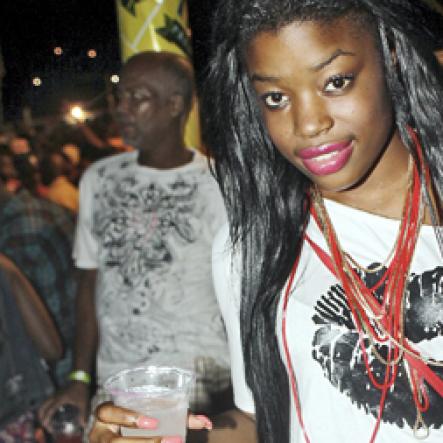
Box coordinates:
[246,16,401,193]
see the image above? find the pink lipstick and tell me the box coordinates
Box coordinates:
[299,140,353,176]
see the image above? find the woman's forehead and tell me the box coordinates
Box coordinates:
[246,17,375,71]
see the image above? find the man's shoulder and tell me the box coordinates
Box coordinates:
[81,151,136,183]
[183,150,217,181]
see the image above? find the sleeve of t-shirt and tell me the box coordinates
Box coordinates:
[212,224,255,414]
[72,167,99,269]
[209,189,228,237]
[196,155,227,238]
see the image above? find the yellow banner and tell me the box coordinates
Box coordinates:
[116,0,201,150]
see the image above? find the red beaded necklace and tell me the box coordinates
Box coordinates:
[281,133,443,442]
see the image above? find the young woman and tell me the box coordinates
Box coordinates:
[89,1,443,442]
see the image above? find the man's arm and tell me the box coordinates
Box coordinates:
[72,268,98,376]
[39,268,98,429]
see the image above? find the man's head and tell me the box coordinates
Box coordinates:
[40,152,73,186]
[0,145,17,184]
[116,51,195,151]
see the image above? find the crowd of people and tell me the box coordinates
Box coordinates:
[0,112,123,443]
[1,1,443,443]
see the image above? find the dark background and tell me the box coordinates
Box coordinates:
[0,0,214,123]
[1,0,442,124]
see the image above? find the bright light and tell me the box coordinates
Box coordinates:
[32,77,42,87]
[87,49,97,58]
[110,74,120,84]
[70,105,86,122]
[54,46,63,56]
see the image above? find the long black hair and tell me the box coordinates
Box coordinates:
[201,1,443,442]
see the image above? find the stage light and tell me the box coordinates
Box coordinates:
[110,74,120,84]
[70,105,86,122]
[32,77,42,87]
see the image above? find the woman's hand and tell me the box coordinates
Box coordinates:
[89,402,213,443]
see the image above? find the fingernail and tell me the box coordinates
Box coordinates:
[194,415,213,430]
[161,437,183,443]
[136,416,159,429]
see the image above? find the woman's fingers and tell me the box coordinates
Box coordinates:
[89,418,184,443]
[96,402,159,430]
[92,404,211,443]
[88,420,120,443]
[188,414,213,430]
[97,404,212,431]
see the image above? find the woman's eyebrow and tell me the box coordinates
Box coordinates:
[312,49,356,71]
[250,73,280,83]
[250,48,356,82]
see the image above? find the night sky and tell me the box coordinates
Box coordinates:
[0,0,213,122]
[1,0,440,125]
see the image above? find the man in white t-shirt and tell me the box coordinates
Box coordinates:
[39,51,230,430]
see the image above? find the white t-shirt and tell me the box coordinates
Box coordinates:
[213,199,443,443]
[74,150,230,389]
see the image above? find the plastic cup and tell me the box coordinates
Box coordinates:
[50,404,83,443]
[104,366,194,439]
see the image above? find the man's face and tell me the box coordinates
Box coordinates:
[116,64,174,150]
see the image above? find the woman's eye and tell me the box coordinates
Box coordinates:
[324,74,354,93]
[262,92,289,109]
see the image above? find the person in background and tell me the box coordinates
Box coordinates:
[0,145,19,193]
[0,253,62,443]
[61,143,82,185]
[39,51,231,436]
[88,0,443,442]
[0,171,77,388]
[12,153,48,198]
[8,136,31,156]
[40,151,79,213]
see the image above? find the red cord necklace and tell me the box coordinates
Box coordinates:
[282,133,443,442]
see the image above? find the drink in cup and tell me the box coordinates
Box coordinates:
[104,366,194,438]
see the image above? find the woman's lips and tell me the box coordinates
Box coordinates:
[299,140,353,176]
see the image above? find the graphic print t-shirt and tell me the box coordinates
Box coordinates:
[74,151,229,384]
[213,199,443,443]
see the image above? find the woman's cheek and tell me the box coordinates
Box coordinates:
[266,114,294,151]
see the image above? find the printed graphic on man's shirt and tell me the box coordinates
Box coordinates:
[311,265,443,429]
[93,170,199,291]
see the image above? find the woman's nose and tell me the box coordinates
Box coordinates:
[293,93,333,138]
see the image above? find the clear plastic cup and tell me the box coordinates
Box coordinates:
[103,366,194,439]
[50,404,83,443]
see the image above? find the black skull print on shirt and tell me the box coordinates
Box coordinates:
[312,264,443,429]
